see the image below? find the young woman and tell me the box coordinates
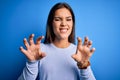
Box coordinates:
[18,2,96,80]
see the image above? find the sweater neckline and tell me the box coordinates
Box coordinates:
[50,43,74,51]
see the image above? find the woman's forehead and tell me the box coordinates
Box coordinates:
[54,8,72,17]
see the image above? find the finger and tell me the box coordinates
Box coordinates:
[36,36,44,45]
[19,46,28,55]
[29,34,35,45]
[90,48,95,54]
[77,37,82,46]
[87,40,92,48]
[71,54,77,60]
[40,52,46,59]
[36,52,46,60]
[23,38,29,49]
[77,37,82,52]
[20,46,31,59]
[83,36,89,46]
[71,54,79,62]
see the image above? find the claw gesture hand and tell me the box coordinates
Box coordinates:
[20,34,46,61]
[72,37,95,69]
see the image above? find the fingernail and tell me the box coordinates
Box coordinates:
[42,36,44,38]
[32,34,34,36]
[24,38,26,41]
[93,48,96,51]
[19,46,23,50]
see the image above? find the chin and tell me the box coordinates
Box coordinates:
[59,35,69,40]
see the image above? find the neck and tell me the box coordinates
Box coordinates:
[53,39,70,48]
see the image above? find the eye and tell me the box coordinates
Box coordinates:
[54,17,61,21]
[54,18,60,21]
[66,18,72,21]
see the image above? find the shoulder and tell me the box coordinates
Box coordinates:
[40,43,46,52]
[70,43,77,49]
[40,43,51,52]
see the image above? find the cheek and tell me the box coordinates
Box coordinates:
[68,21,73,28]
[52,22,60,32]
[53,26,59,35]
[69,24,73,31]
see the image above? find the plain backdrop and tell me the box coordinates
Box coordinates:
[0,0,120,80]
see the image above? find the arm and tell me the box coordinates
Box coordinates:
[79,66,96,80]
[18,34,46,80]
[72,37,96,80]
[18,61,39,80]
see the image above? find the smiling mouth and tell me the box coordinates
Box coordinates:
[59,28,68,33]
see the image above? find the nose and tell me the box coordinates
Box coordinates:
[60,20,67,27]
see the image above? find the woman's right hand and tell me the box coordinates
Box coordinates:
[20,34,46,61]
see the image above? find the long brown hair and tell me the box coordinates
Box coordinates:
[44,2,75,44]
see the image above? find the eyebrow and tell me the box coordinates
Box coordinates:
[54,16,72,18]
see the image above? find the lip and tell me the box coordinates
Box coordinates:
[59,28,68,33]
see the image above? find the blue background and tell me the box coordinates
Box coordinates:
[0,0,120,80]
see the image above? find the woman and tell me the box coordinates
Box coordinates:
[18,2,96,80]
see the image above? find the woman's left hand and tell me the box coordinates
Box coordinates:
[72,37,95,68]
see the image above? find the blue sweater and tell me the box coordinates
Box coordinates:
[18,43,96,80]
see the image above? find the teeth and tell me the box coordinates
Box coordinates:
[60,28,68,33]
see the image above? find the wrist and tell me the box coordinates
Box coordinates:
[77,60,90,69]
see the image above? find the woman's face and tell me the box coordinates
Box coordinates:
[52,8,73,41]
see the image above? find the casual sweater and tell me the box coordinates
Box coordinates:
[18,43,96,80]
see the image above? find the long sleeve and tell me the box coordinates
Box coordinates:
[18,61,39,80]
[79,66,96,80]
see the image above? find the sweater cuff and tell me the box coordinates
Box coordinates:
[79,66,91,76]
[26,60,39,67]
